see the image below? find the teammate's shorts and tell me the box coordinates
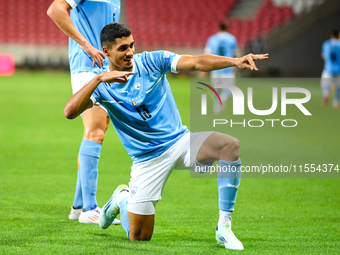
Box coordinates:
[211,73,235,102]
[321,71,340,93]
[126,131,214,215]
[71,72,107,113]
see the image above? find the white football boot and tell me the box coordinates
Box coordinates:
[99,184,128,229]
[79,206,121,225]
[216,217,244,250]
[69,206,82,220]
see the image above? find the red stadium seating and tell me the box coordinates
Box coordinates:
[125,0,294,49]
[0,0,294,49]
[126,0,239,49]
[0,0,68,45]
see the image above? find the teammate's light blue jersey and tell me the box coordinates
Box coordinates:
[66,0,120,74]
[205,32,237,75]
[322,39,340,75]
[91,51,189,163]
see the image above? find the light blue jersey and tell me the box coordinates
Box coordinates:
[322,39,340,75]
[205,32,237,76]
[66,0,120,74]
[91,51,189,163]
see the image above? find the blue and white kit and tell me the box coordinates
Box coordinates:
[321,38,340,100]
[66,0,121,74]
[204,31,238,76]
[91,51,189,163]
[90,51,214,211]
[322,38,340,76]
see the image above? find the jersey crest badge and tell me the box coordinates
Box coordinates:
[134,83,141,90]
[130,185,137,197]
[164,51,171,58]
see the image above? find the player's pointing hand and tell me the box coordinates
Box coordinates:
[99,71,134,84]
[235,53,269,71]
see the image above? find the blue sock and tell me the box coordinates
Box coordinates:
[218,158,241,212]
[119,197,130,238]
[335,87,340,102]
[72,170,82,209]
[79,140,102,211]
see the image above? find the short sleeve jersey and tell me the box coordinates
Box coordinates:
[205,32,237,75]
[66,0,120,74]
[91,51,189,163]
[322,39,340,75]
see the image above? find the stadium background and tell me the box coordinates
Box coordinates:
[1,0,340,77]
[1,0,340,254]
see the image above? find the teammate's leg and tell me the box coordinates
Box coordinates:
[77,105,110,223]
[332,76,340,109]
[69,72,113,223]
[321,71,331,107]
[69,159,83,220]
[211,75,234,115]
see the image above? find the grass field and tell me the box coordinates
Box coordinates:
[0,71,339,254]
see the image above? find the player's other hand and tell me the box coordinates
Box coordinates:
[99,71,134,84]
[235,53,269,71]
[81,42,106,68]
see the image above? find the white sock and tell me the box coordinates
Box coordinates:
[218,210,232,227]
[117,190,129,205]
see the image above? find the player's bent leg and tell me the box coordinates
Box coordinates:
[128,212,155,241]
[196,132,240,164]
[99,184,128,229]
[100,186,155,241]
[194,132,243,250]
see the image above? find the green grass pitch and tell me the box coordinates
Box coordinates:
[0,71,339,254]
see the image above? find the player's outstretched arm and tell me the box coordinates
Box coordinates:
[47,0,106,67]
[176,53,268,72]
[64,71,134,119]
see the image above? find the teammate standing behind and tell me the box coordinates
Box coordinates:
[204,22,238,114]
[47,0,121,224]
[321,29,340,109]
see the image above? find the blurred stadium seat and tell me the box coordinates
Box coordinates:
[0,0,306,49]
[0,0,329,73]
[0,0,68,45]
[271,0,325,14]
[126,0,239,49]
[125,0,297,50]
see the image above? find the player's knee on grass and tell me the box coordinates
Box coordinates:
[129,229,153,241]
[128,212,155,241]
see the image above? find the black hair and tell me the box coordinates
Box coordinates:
[331,29,339,38]
[100,22,132,47]
[219,22,228,31]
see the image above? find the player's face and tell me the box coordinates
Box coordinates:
[108,35,135,71]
